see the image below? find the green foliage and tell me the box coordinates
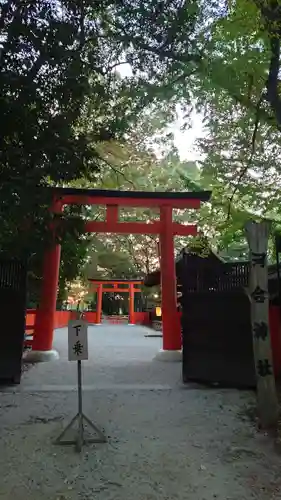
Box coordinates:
[184,235,211,259]
[98,0,281,250]
[190,1,281,254]
[0,0,165,298]
[4,0,281,294]
[0,1,152,253]
[108,0,281,130]
[106,0,280,257]
[1,2,92,250]
[82,155,204,278]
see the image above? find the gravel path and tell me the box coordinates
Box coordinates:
[0,325,281,500]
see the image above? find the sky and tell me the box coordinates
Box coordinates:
[117,63,205,162]
[168,109,205,161]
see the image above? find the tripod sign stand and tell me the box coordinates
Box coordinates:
[55,317,107,452]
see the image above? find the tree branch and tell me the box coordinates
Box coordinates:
[254,0,281,127]
[97,153,136,188]
[118,22,281,131]
[266,34,281,125]
[227,94,263,219]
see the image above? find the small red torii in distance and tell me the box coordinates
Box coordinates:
[31,188,211,361]
[88,279,143,325]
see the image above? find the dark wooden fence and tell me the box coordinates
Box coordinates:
[0,259,27,384]
[178,256,256,388]
[178,257,250,293]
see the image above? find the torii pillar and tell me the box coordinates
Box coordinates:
[25,198,63,362]
[128,282,135,325]
[155,205,182,360]
[96,283,103,325]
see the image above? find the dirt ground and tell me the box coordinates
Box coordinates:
[0,325,281,500]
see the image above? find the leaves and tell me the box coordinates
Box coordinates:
[3,0,281,300]
[79,110,204,280]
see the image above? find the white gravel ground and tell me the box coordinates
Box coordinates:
[0,325,281,500]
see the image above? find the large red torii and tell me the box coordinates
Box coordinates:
[28,188,211,361]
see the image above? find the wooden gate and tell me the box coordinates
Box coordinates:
[0,258,27,384]
[178,257,256,388]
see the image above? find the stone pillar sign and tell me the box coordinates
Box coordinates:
[245,220,279,428]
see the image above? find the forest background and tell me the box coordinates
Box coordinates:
[1,0,280,306]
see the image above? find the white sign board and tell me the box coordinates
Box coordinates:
[68,319,88,361]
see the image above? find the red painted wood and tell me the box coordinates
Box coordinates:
[134,312,150,325]
[25,309,36,326]
[90,279,142,323]
[128,282,135,324]
[160,206,181,350]
[25,310,72,348]
[25,325,34,332]
[106,205,119,224]
[84,220,197,236]
[96,283,103,324]
[100,288,141,293]
[84,311,97,324]
[32,199,63,352]
[53,311,71,329]
[89,279,142,285]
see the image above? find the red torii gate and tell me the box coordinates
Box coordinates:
[29,188,211,361]
[88,279,143,325]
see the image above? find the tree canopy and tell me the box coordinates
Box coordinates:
[0,0,150,253]
[2,0,281,301]
[104,0,281,130]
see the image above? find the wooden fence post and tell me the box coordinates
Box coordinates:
[245,220,279,428]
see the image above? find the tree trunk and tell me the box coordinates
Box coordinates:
[245,220,279,428]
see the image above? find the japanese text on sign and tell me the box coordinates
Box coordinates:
[68,319,88,361]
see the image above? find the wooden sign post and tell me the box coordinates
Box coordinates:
[68,319,89,362]
[245,220,279,428]
[55,317,106,452]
